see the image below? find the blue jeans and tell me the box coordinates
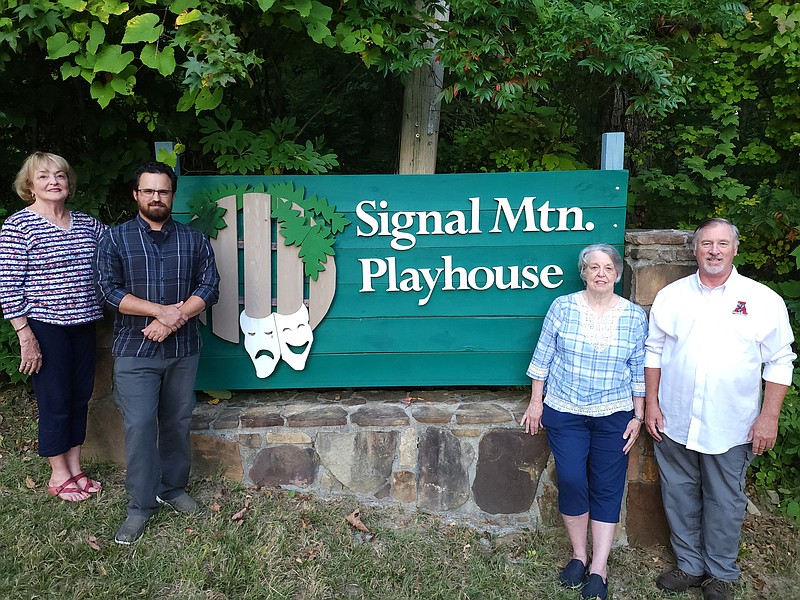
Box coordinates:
[542,404,633,523]
[113,353,200,517]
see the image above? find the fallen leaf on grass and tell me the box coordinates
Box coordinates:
[210,503,221,512]
[346,509,370,533]
[86,535,101,551]
[404,396,423,406]
[232,507,247,523]
[347,508,378,541]
[25,476,36,490]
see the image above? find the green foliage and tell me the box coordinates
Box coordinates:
[198,106,339,175]
[0,320,26,387]
[752,372,800,521]
[186,181,350,280]
[268,181,350,280]
[439,99,588,173]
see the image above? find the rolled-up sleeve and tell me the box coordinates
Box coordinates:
[94,230,129,311]
[644,295,667,369]
[190,236,220,308]
[761,299,796,385]
[630,308,647,395]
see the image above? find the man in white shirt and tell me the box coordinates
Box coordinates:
[644,218,796,600]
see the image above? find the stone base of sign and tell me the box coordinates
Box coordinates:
[85,387,656,545]
[83,229,697,547]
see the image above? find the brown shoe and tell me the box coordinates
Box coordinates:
[656,568,705,592]
[701,577,732,600]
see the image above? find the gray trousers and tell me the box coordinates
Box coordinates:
[654,434,753,582]
[114,353,200,518]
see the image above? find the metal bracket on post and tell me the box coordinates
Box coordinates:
[600,132,625,171]
[154,141,180,176]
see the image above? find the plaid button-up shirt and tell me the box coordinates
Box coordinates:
[95,214,220,358]
[527,292,647,417]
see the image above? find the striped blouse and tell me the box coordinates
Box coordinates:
[0,208,106,325]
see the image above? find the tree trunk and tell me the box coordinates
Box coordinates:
[398,2,450,174]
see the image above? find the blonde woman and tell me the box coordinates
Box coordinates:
[0,152,105,501]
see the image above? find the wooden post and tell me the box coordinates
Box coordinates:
[600,132,625,170]
[398,1,450,174]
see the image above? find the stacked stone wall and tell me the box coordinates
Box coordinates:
[84,229,695,546]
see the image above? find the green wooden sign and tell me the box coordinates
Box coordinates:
[173,171,628,389]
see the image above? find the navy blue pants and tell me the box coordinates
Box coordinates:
[542,404,633,523]
[28,320,96,457]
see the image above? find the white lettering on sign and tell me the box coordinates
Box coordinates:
[354,196,594,305]
[359,256,564,306]
[356,196,594,251]
[355,198,482,251]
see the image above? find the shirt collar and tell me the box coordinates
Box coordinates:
[693,266,740,294]
[135,213,174,234]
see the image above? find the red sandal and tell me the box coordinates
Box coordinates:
[46,476,89,502]
[73,472,102,494]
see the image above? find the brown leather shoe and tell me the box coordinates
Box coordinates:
[701,577,732,600]
[656,568,705,592]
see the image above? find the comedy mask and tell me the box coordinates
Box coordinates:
[275,304,314,370]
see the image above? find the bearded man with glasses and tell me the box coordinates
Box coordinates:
[95,162,220,545]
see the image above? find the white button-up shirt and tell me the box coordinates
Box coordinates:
[645,269,796,454]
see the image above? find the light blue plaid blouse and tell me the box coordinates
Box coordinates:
[527,292,647,417]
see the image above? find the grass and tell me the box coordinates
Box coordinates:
[1,388,798,600]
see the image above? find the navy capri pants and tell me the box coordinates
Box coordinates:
[542,403,633,523]
[28,319,96,457]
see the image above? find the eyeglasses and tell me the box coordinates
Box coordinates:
[136,188,173,198]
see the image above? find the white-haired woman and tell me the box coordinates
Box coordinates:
[520,244,647,600]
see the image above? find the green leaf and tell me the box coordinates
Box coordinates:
[93,45,134,74]
[176,9,201,26]
[141,44,176,76]
[256,0,277,10]
[307,21,331,44]
[190,205,228,238]
[298,225,335,280]
[46,33,79,60]
[168,0,200,14]
[60,0,87,9]
[583,4,605,20]
[60,63,82,79]
[122,13,163,44]
[156,147,178,167]
[86,21,106,55]
[194,87,224,113]
[90,80,116,108]
[286,0,312,18]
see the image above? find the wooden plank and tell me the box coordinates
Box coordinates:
[309,255,336,330]
[276,203,305,313]
[196,350,535,389]
[173,171,629,214]
[210,195,240,343]
[201,315,543,355]
[601,132,625,170]
[243,192,272,318]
